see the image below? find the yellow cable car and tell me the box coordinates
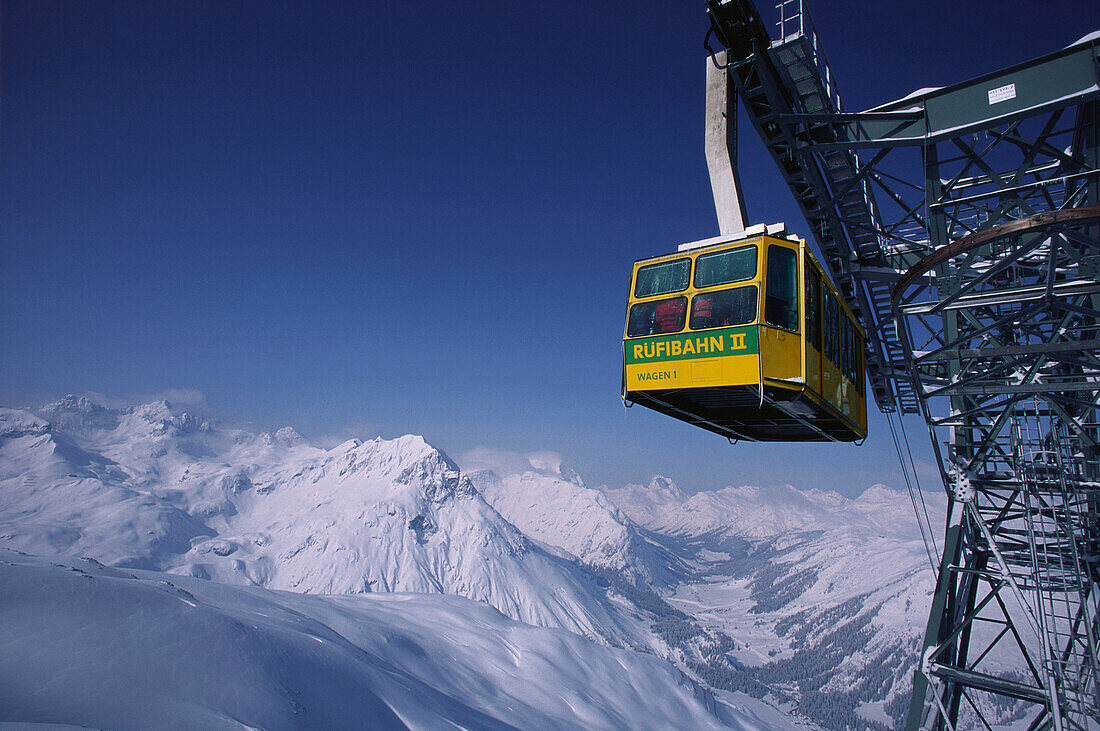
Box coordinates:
[622,230,867,442]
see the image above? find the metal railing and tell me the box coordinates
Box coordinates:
[774,0,844,114]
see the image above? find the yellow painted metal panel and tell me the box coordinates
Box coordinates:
[760,326,801,381]
[624,353,760,391]
[822,359,844,414]
[806,343,822,395]
[691,358,723,383]
[624,325,761,391]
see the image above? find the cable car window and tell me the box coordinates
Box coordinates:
[841,316,853,382]
[849,320,858,385]
[690,286,757,330]
[843,315,861,387]
[849,325,866,393]
[839,316,846,377]
[806,264,821,351]
[694,245,756,289]
[850,319,857,383]
[824,290,840,366]
[854,337,865,394]
[627,297,687,336]
[634,259,691,298]
[764,245,798,331]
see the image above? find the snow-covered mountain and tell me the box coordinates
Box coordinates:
[0,402,213,567]
[465,457,686,588]
[0,398,636,646]
[447,458,952,729]
[605,475,927,540]
[1,549,764,730]
[603,476,949,730]
[2,394,966,729]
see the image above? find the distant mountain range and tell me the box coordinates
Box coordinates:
[475,463,952,730]
[0,395,985,730]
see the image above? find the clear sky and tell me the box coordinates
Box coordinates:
[2,1,1097,495]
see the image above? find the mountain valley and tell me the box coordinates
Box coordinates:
[0,396,965,729]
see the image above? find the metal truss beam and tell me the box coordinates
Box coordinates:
[896,213,1100,730]
[702,1,1100,728]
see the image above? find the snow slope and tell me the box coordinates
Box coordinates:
[2,395,963,729]
[0,549,760,730]
[0,404,212,567]
[467,460,685,587]
[451,462,955,728]
[603,477,949,729]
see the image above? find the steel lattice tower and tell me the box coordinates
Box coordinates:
[703,0,1100,727]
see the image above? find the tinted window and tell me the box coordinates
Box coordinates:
[842,316,853,382]
[824,291,840,366]
[842,314,863,389]
[690,287,757,330]
[806,264,821,350]
[634,259,690,298]
[853,331,864,394]
[764,245,798,331]
[694,245,757,289]
[628,297,687,336]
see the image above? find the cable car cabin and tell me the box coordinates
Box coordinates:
[622,231,867,442]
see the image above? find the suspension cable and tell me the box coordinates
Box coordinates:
[897,408,940,561]
[886,408,939,577]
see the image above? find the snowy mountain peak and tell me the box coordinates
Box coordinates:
[722,484,761,498]
[855,482,907,503]
[598,475,688,531]
[38,394,120,432]
[124,400,212,436]
[267,426,305,446]
[334,435,474,502]
[332,437,362,451]
[604,476,946,542]
[525,451,585,486]
[850,483,946,533]
[0,397,952,730]
[0,408,51,439]
[43,393,101,415]
[468,466,686,587]
[648,475,686,500]
[0,409,639,644]
[711,483,846,512]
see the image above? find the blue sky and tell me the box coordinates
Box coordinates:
[2,1,1097,495]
